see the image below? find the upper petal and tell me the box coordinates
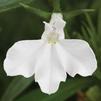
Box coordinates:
[34,44,66,94]
[56,39,97,77]
[50,13,66,39]
[41,13,66,40]
[4,40,44,78]
[41,22,53,40]
[50,13,66,31]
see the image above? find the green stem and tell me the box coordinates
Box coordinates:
[53,0,61,12]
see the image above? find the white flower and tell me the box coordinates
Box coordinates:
[4,13,97,94]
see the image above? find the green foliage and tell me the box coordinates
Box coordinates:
[63,9,95,20]
[1,77,33,101]
[0,0,33,13]
[20,3,51,19]
[16,77,96,101]
[0,0,101,101]
[86,86,101,101]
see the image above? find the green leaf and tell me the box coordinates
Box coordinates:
[63,9,95,20]
[86,86,101,101]
[97,9,101,36]
[91,0,101,9]
[16,77,96,101]
[82,15,97,49]
[94,70,101,80]
[1,76,33,101]
[84,13,96,34]
[0,0,33,13]
[81,26,89,40]
[20,3,51,19]
[16,89,47,101]
[83,23,96,47]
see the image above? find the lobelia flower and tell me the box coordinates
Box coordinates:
[4,13,97,94]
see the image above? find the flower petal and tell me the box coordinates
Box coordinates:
[41,13,66,40]
[50,13,66,39]
[56,39,97,77]
[4,40,44,78]
[35,44,66,94]
[50,13,66,31]
[41,22,53,40]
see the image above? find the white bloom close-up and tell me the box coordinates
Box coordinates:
[4,13,97,94]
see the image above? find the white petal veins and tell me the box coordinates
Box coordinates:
[35,44,66,94]
[56,39,97,77]
[4,40,44,78]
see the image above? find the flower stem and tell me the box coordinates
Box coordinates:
[53,0,61,12]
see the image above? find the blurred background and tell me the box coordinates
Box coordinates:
[0,0,101,101]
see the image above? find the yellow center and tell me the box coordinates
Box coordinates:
[47,32,59,44]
